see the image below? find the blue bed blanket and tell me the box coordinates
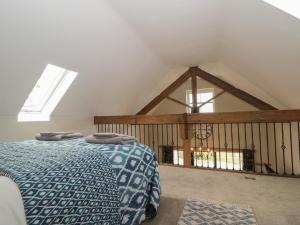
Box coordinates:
[0,139,160,225]
[95,143,160,225]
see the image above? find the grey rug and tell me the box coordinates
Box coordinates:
[177,199,257,225]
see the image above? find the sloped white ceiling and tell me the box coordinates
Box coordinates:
[109,0,300,109]
[219,0,300,109]
[0,0,168,116]
[0,0,299,117]
[109,0,226,66]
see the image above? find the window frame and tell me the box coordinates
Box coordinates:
[18,64,78,122]
[186,88,215,113]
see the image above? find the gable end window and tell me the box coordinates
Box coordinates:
[186,88,214,113]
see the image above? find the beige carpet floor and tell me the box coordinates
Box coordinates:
[144,197,186,225]
[144,166,300,225]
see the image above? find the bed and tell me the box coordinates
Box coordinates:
[0,139,160,225]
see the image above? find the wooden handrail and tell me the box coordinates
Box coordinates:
[94,114,183,124]
[94,109,300,124]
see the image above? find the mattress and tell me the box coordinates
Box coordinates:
[0,139,160,225]
[0,176,26,225]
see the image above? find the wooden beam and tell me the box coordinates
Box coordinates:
[197,90,226,110]
[182,132,192,168]
[191,73,198,113]
[136,68,192,115]
[166,96,192,108]
[95,109,300,124]
[192,67,277,110]
[179,114,192,167]
[163,145,244,153]
[187,110,300,123]
[95,114,184,124]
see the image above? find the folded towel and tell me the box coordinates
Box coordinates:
[36,132,84,141]
[85,135,138,145]
[61,132,84,139]
[40,131,74,137]
[36,135,62,141]
[93,132,120,139]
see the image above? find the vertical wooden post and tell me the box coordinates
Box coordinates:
[191,74,198,113]
[180,114,192,167]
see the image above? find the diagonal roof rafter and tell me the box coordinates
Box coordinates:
[136,67,277,115]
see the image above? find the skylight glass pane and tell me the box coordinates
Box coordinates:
[263,0,300,19]
[18,64,77,122]
[22,65,65,112]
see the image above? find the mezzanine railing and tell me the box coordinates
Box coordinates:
[94,110,300,177]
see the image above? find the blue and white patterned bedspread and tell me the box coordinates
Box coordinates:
[0,140,121,225]
[0,139,160,225]
[95,143,161,225]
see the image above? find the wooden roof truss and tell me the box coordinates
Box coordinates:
[136,67,277,115]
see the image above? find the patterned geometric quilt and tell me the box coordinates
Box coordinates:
[95,143,160,225]
[0,139,160,225]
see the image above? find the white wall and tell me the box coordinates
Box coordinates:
[0,0,168,117]
[0,116,95,142]
[0,0,168,142]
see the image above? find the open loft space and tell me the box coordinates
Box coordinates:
[0,1,300,225]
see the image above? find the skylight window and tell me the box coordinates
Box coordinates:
[263,0,300,19]
[18,64,77,122]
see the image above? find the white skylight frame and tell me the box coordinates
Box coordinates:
[18,64,78,122]
[263,0,300,20]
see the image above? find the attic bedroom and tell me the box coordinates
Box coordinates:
[0,1,300,225]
